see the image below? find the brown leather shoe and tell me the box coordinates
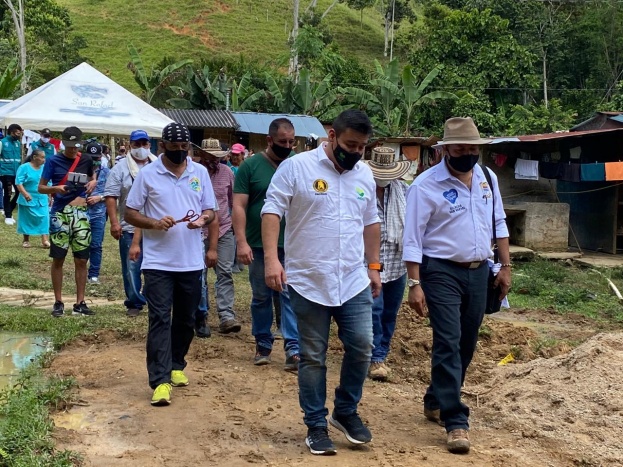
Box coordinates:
[423,407,444,426]
[447,429,470,454]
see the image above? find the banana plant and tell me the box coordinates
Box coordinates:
[0,58,23,99]
[168,65,228,110]
[230,72,265,111]
[127,44,192,105]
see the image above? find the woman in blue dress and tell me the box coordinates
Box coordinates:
[15,150,50,248]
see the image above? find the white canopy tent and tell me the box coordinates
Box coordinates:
[0,62,173,137]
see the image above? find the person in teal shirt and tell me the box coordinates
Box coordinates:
[15,150,49,248]
[28,128,56,160]
[0,123,23,224]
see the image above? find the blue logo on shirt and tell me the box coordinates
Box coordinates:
[443,189,458,204]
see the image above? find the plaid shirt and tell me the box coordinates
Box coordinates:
[202,164,234,239]
[378,181,408,283]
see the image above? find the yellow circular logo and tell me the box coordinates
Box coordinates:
[313,179,329,193]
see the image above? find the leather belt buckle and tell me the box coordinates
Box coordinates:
[468,261,481,269]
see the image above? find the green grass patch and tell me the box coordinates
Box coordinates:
[55,0,391,92]
[508,259,623,323]
[0,360,81,466]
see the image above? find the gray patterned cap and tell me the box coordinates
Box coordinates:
[162,122,190,143]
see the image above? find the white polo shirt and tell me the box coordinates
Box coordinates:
[261,143,380,306]
[402,160,509,264]
[126,155,216,272]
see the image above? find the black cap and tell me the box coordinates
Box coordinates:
[162,122,190,143]
[85,142,103,156]
[41,128,51,136]
[61,126,83,148]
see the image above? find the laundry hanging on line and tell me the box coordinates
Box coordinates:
[539,162,563,179]
[605,162,623,181]
[580,163,605,182]
[560,163,581,182]
[514,159,539,180]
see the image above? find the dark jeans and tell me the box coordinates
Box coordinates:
[0,175,18,218]
[372,274,406,363]
[143,269,202,389]
[248,247,299,357]
[119,232,146,310]
[290,286,373,428]
[420,256,488,432]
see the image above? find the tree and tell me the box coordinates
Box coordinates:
[127,44,192,106]
[506,99,576,135]
[340,59,456,136]
[2,0,26,93]
[401,4,538,131]
[0,58,22,98]
[168,65,228,110]
[346,0,375,28]
[379,0,415,58]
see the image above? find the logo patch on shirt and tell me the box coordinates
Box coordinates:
[443,189,458,204]
[313,179,328,193]
[355,187,365,200]
[189,177,201,192]
[480,181,489,190]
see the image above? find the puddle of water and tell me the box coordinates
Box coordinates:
[0,332,51,389]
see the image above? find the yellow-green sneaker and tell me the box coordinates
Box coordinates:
[171,370,189,387]
[151,383,172,406]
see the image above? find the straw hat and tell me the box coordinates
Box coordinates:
[201,138,229,157]
[363,146,411,181]
[434,117,491,146]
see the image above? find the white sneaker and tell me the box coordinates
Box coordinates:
[88,277,100,284]
[4,218,15,225]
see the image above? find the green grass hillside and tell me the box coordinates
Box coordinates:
[56,0,388,92]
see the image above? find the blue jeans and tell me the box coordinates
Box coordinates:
[87,214,106,278]
[289,286,373,428]
[372,274,406,363]
[119,231,146,310]
[420,256,488,432]
[248,247,298,357]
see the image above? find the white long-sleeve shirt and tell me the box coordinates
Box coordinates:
[402,160,508,264]
[261,143,380,306]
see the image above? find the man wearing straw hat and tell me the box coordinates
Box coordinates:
[362,146,410,382]
[403,117,511,454]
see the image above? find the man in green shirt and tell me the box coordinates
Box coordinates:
[232,118,299,371]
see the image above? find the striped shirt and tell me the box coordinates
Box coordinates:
[203,163,234,239]
[378,180,408,283]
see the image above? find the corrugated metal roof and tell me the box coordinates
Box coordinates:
[609,115,623,123]
[231,112,327,137]
[158,109,239,129]
[491,128,623,143]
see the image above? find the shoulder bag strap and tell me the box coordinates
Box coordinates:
[58,154,82,186]
[481,164,498,263]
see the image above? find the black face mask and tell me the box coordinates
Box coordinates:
[271,142,291,160]
[446,154,479,173]
[334,142,362,171]
[164,148,188,165]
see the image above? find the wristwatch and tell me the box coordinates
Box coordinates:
[407,278,421,288]
[368,263,384,272]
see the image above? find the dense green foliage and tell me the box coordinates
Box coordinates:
[4,0,623,135]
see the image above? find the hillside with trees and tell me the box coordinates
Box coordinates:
[2,0,623,136]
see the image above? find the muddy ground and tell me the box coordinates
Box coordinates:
[49,306,623,467]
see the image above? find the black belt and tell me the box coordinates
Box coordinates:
[425,256,487,269]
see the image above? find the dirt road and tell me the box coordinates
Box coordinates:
[49,307,622,467]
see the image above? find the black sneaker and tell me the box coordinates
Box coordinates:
[72,301,95,316]
[329,411,372,444]
[51,301,64,318]
[305,427,337,456]
[195,317,211,338]
[284,354,300,372]
[254,345,271,365]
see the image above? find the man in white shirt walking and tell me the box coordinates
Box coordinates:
[403,117,511,454]
[125,122,217,407]
[261,110,381,456]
